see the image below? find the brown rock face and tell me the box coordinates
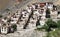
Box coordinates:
[0,0,11,11]
[0,0,23,11]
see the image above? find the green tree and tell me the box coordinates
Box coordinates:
[44,19,58,37]
[45,19,57,31]
[57,20,60,28]
[11,24,17,31]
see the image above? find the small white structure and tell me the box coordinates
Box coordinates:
[10,20,17,24]
[2,18,7,23]
[57,14,60,19]
[1,23,8,34]
[32,4,35,10]
[40,20,45,26]
[27,18,37,29]
[47,3,53,10]
[50,10,58,19]
[1,26,8,34]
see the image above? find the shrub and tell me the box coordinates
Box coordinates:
[11,24,17,31]
[45,19,57,32]
[0,14,2,18]
[57,20,60,28]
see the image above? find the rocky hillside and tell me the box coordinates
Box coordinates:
[54,0,60,5]
[0,0,11,11]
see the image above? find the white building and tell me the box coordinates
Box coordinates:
[0,23,8,34]
[50,10,58,19]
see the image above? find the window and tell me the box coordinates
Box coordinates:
[58,11,60,14]
[2,27,3,31]
[4,27,6,31]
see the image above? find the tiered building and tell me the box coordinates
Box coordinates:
[0,2,60,34]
